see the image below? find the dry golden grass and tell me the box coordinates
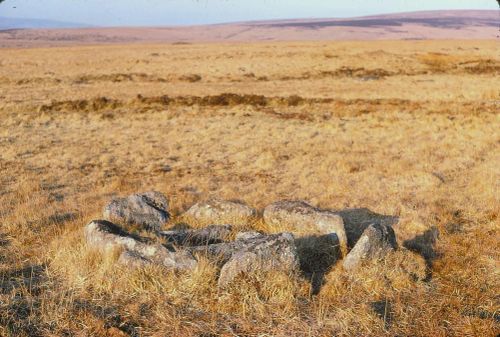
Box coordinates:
[0,40,499,336]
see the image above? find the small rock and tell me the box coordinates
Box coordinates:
[84,220,197,271]
[263,200,347,255]
[235,231,263,241]
[158,224,233,246]
[217,232,299,287]
[184,199,256,226]
[103,191,170,231]
[343,223,398,271]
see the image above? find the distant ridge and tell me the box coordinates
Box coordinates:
[0,17,92,29]
[0,10,498,48]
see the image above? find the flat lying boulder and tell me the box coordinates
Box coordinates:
[187,236,259,264]
[235,231,263,241]
[158,224,233,246]
[343,223,398,271]
[217,232,299,287]
[184,199,256,226]
[103,191,170,231]
[84,220,197,271]
[263,200,347,255]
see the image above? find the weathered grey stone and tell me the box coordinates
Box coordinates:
[103,191,169,231]
[334,208,398,248]
[343,223,398,271]
[217,233,299,287]
[184,199,256,226]
[235,231,263,241]
[118,250,152,268]
[187,239,247,264]
[158,224,233,246]
[263,200,347,255]
[84,220,197,271]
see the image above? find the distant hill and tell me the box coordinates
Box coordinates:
[0,10,498,48]
[0,17,91,29]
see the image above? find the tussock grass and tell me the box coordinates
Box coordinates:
[0,40,499,336]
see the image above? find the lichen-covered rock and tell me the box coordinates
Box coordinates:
[184,199,256,226]
[187,239,248,264]
[343,223,398,271]
[103,191,169,231]
[118,250,152,268]
[217,232,299,287]
[84,220,197,270]
[235,231,263,241]
[158,224,233,246]
[263,200,347,255]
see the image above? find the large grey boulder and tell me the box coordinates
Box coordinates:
[158,224,233,246]
[235,231,263,241]
[84,220,197,271]
[187,232,294,266]
[184,199,257,226]
[118,250,152,268]
[263,200,347,255]
[217,232,299,287]
[103,191,169,231]
[187,239,250,264]
[343,223,398,271]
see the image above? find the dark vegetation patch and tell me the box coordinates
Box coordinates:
[460,59,500,75]
[4,58,498,88]
[178,74,202,82]
[34,93,500,119]
[73,73,168,84]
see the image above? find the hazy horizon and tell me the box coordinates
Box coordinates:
[0,0,497,28]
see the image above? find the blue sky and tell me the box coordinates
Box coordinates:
[0,0,497,26]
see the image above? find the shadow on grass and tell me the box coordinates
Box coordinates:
[73,299,142,337]
[0,264,46,295]
[371,299,394,330]
[295,233,341,295]
[0,233,9,247]
[403,227,440,281]
[0,264,142,336]
[0,264,47,336]
[334,208,399,248]
[40,212,78,226]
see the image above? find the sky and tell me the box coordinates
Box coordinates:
[0,0,497,27]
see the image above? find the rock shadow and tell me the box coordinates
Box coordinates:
[0,264,47,335]
[41,212,78,226]
[0,264,47,295]
[403,227,440,281]
[93,220,151,244]
[0,233,9,247]
[72,299,141,336]
[295,233,342,295]
[371,299,394,329]
[334,208,399,248]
